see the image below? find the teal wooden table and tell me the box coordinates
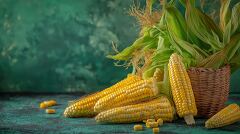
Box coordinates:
[0,93,240,134]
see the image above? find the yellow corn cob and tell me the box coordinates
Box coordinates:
[205,104,240,128]
[168,53,197,125]
[95,96,174,123]
[94,78,159,112]
[63,74,141,117]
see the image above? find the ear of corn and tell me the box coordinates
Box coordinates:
[95,96,174,123]
[94,78,159,112]
[205,104,240,128]
[168,53,197,125]
[63,74,141,117]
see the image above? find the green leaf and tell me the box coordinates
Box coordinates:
[220,0,231,32]
[223,20,232,45]
[231,2,240,35]
[185,2,223,51]
[160,64,172,99]
[107,33,153,61]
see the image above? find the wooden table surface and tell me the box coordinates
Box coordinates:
[0,93,240,134]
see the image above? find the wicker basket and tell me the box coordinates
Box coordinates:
[187,65,230,118]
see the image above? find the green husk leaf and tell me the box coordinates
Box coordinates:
[224,33,240,61]
[185,0,223,51]
[142,65,162,79]
[151,49,173,66]
[231,2,240,35]
[220,0,232,32]
[164,5,188,41]
[107,33,153,61]
[159,64,172,99]
[223,20,232,44]
[179,0,195,7]
[198,33,240,69]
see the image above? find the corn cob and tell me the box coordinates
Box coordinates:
[63,74,141,117]
[168,53,197,125]
[95,96,174,123]
[94,78,159,112]
[205,104,240,128]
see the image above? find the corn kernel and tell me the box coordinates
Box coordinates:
[152,127,160,133]
[46,109,56,114]
[146,122,158,128]
[134,124,143,131]
[143,120,147,123]
[40,102,47,109]
[147,119,155,122]
[39,100,57,109]
[45,100,57,107]
[157,118,163,126]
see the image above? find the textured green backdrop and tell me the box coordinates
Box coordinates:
[0,0,239,93]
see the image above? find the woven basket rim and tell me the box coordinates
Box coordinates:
[188,65,230,72]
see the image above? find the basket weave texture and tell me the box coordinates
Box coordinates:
[187,65,230,118]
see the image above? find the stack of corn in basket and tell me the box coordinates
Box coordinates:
[64,0,240,131]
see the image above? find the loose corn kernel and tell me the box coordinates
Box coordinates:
[46,109,56,114]
[152,127,160,133]
[40,102,47,109]
[133,124,143,131]
[147,119,155,122]
[39,100,57,109]
[146,122,158,128]
[46,100,57,106]
[157,118,163,126]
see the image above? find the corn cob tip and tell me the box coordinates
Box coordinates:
[95,113,104,123]
[63,107,70,117]
[184,115,195,125]
[151,77,160,96]
[205,120,212,129]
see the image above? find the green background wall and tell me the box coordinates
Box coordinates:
[0,0,239,93]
